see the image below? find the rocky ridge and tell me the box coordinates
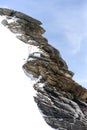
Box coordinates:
[0,8,87,130]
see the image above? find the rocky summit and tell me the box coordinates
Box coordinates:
[0,8,87,130]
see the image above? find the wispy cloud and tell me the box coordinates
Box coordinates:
[38,0,87,54]
[52,6,86,54]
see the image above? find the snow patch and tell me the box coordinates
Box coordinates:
[28,39,36,43]
[6,16,19,23]
[28,45,41,55]
[0,15,53,130]
[33,52,41,57]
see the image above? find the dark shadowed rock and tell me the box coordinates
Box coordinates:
[0,8,87,130]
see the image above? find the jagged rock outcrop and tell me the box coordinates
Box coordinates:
[0,8,87,130]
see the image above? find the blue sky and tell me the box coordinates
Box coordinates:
[0,0,87,87]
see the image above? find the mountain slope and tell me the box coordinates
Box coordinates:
[0,10,53,130]
[0,8,87,130]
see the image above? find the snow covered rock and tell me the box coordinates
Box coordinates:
[0,8,87,130]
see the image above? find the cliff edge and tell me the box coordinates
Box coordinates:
[0,8,87,130]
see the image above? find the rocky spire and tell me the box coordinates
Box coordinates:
[0,8,87,130]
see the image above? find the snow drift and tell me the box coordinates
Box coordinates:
[0,16,53,130]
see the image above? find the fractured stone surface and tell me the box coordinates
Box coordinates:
[0,8,87,130]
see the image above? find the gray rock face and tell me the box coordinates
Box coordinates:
[0,8,87,130]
